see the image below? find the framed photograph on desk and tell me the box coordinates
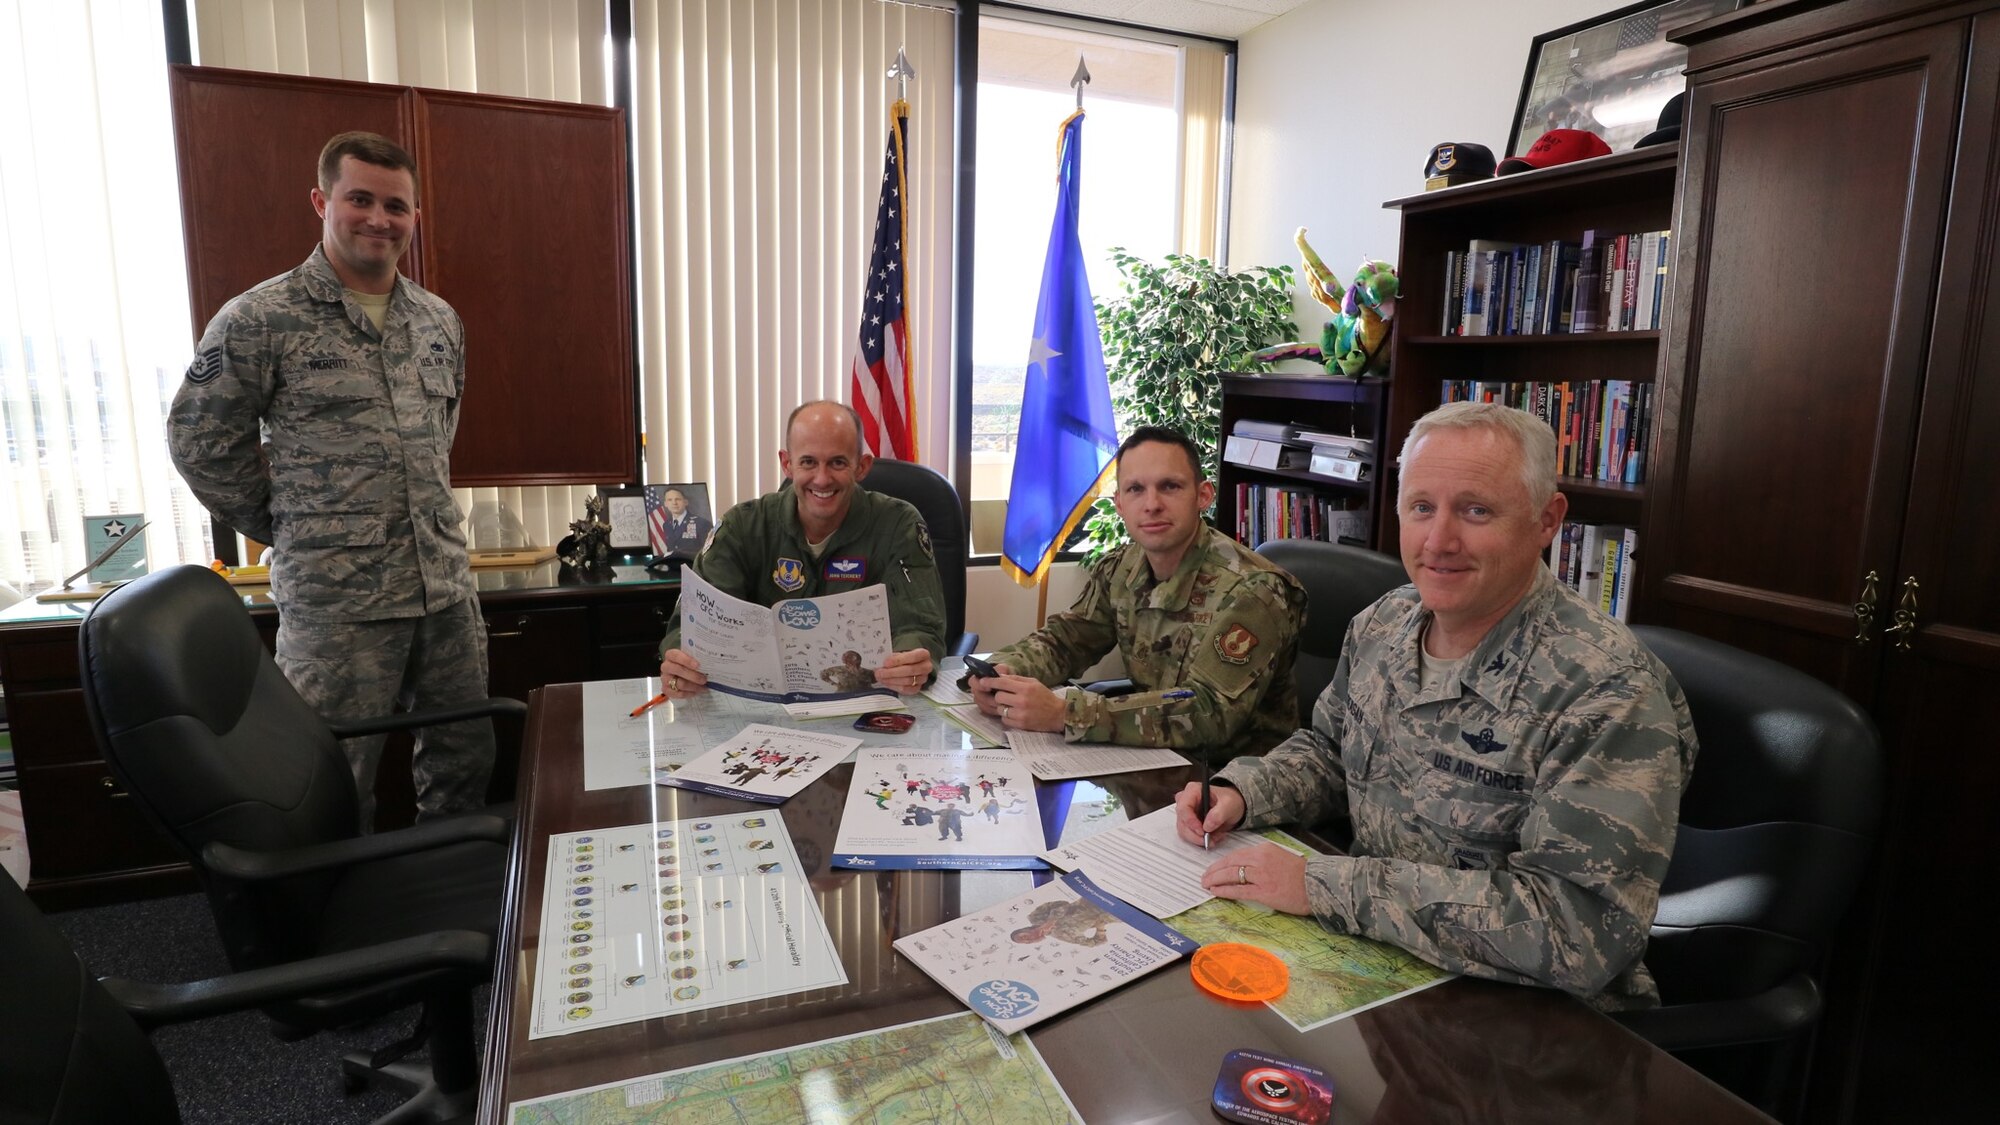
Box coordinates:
[646,483,714,559]
[596,485,650,552]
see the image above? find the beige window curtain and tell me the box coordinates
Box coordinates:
[190,0,609,551]
[1179,41,1226,260]
[633,0,957,511]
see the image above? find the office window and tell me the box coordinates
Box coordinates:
[1,0,209,592]
[967,16,1227,554]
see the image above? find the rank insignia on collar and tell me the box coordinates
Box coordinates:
[1215,623,1258,664]
[773,558,806,592]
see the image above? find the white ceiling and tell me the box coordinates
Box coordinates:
[993,0,1317,41]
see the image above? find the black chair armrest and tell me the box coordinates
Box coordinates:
[1607,971,1822,1052]
[950,632,980,658]
[1080,677,1136,698]
[102,930,491,1030]
[202,812,513,881]
[325,696,528,739]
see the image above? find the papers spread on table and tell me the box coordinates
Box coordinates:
[504,1012,1079,1125]
[579,679,711,790]
[780,693,906,719]
[920,656,977,706]
[893,869,1193,1035]
[1039,805,1267,919]
[678,567,898,703]
[832,748,1048,870]
[1005,728,1189,781]
[937,703,1007,748]
[655,723,860,804]
[529,813,846,1040]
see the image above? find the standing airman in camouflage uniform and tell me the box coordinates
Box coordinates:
[167,132,494,831]
[973,427,1306,759]
[1176,402,1697,1011]
[657,401,946,698]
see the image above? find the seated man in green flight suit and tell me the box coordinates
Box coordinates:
[657,400,945,699]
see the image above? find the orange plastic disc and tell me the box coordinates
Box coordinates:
[1190,943,1289,1002]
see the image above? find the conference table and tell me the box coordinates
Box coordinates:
[478,682,1773,1123]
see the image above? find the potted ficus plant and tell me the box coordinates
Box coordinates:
[1076,250,1298,560]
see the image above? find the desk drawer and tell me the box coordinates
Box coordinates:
[6,687,99,766]
[0,637,82,685]
[17,761,185,879]
[591,598,675,647]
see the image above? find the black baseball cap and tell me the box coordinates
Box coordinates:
[1636,92,1685,148]
[1423,142,1496,191]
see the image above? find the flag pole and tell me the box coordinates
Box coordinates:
[1031,54,1091,628]
[889,45,913,100]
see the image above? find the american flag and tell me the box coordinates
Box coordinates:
[1616,11,1661,51]
[644,488,670,556]
[848,99,918,460]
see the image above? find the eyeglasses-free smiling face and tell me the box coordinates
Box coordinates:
[1398,425,1565,654]
[311,155,418,293]
[779,403,874,540]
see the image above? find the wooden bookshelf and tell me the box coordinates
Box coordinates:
[1216,372,1388,550]
[1381,147,1677,569]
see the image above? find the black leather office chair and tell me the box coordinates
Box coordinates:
[0,869,487,1125]
[1617,626,1884,1117]
[1254,539,1408,726]
[76,565,526,1123]
[864,458,978,656]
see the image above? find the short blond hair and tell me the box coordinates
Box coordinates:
[1399,401,1557,506]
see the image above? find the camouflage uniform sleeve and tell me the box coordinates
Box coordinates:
[167,302,277,545]
[1064,570,1305,750]
[657,507,760,656]
[1298,673,1689,1000]
[986,556,1121,684]
[885,506,946,664]
[1216,625,1356,824]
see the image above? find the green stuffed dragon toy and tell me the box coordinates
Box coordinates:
[1253,227,1398,378]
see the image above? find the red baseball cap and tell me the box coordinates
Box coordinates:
[1497,129,1613,175]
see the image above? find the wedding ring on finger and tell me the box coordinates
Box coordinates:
[1001,705,1011,722]
[1238,865,1248,886]
[670,676,681,692]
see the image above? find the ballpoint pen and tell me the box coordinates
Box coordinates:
[1161,689,1195,702]
[629,692,670,718]
[1200,755,1212,850]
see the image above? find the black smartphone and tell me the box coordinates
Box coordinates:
[962,654,999,679]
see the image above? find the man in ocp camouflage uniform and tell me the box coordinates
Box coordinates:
[1177,401,1697,1011]
[168,131,494,831]
[970,426,1306,759]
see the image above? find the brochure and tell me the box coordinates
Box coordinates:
[832,748,1049,870]
[655,723,861,804]
[678,568,896,703]
[893,870,1194,1035]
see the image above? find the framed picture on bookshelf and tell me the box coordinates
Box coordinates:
[645,483,714,559]
[1507,0,1740,158]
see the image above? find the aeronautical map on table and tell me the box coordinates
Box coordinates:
[506,1011,1080,1124]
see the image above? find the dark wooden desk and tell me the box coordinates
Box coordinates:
[481,683,1773,1123]
[0,562,678,908]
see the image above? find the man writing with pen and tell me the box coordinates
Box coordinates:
[656,400,946,700]
[970,426,1306,758]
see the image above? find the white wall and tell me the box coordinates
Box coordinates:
[964,562,1128,680]
[1229,0,1610,331]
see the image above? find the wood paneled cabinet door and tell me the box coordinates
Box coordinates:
[1647,6,2000,1121]
[170,65,636,487]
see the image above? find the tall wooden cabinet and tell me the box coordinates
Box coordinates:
[1646,1,2000,1119]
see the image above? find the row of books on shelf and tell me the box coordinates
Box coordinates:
[1550,521,1637,623]
[1442,379,1653,485]
[1232,483,1370,547]
[1442,229,1671,336]
[1223,421,1374,484]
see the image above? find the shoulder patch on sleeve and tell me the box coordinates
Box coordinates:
[1216,623,1259,664]
[185,347,224,385]
[915,517,934,561]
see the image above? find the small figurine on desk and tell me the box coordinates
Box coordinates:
[1251,228,1398,379]
[557,494,614,573]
